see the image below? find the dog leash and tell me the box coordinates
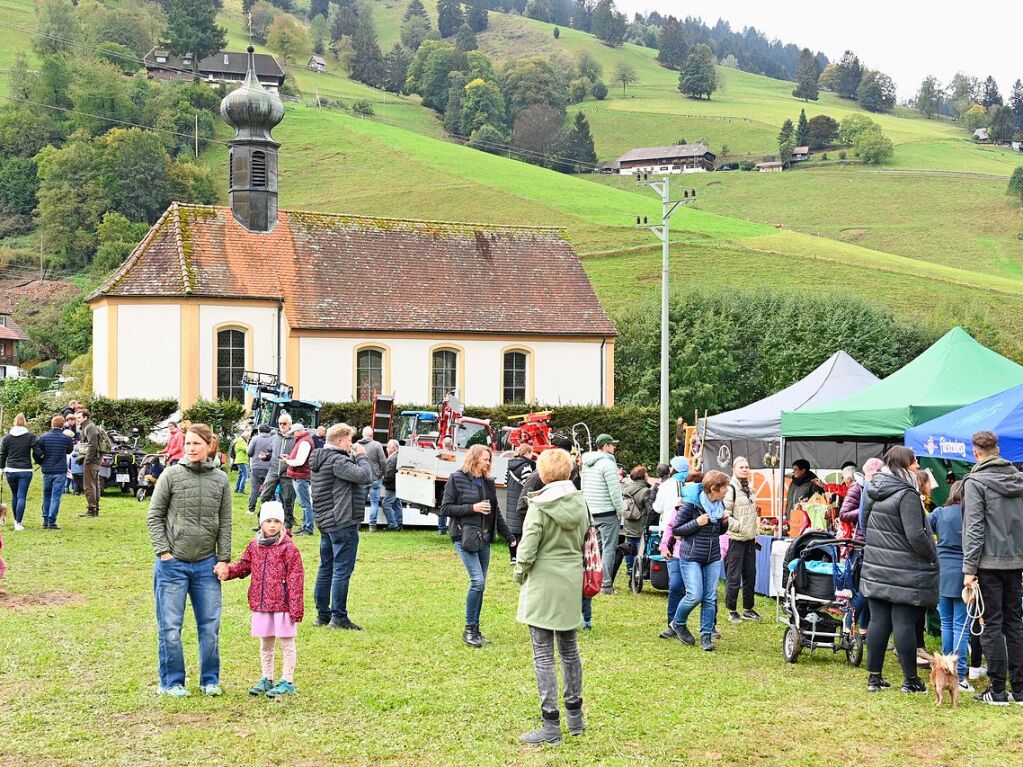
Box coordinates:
[951,581,985,659]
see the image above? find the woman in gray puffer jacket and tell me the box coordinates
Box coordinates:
[861,446,938,695]
[147,423,233,697]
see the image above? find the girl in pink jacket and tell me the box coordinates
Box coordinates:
[223,501,304,698]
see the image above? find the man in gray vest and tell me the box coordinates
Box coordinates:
[357,425,389,531]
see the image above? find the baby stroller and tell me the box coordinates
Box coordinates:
[781,529,865,666]
[135,454,167,502]
[628,523,670,594]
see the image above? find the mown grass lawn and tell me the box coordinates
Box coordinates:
[2,476,1023,767]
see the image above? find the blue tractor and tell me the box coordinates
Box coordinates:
[243,371,321,430]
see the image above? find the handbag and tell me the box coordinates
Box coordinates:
[582,523,603,598]
[460,522,485,553]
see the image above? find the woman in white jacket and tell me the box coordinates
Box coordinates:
[723,457,761,623]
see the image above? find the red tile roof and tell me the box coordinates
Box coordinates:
[89,204,616,337]
[0,313,29,342]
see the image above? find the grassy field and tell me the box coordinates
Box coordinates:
[3,474,1023,767]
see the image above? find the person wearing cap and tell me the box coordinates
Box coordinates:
[581,434,625,595]
[282,422,316,536]
[260,414,297,529]
[654,456,699,638]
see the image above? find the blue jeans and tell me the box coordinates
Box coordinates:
[314,526,360,622]
[41,472,67,525]
[153,555,222,689]
[368,479,386,525]
[666,556,685,627]
[939,596,970,681]
[384,489,403,528]
[293,478,314,532]
[5,472,32,524]
[455,541,491,625]
[582,596,592,623]
[438,514,448,534]
[624,535,641,570]
[234,463,249,493]
[674,559,721,636]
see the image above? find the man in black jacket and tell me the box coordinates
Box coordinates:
[38,415,73,529]
[963,430,1023,705]
[75,410,102,518]
[309,423,371,631]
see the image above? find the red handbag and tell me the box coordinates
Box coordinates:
[582,525,603,598]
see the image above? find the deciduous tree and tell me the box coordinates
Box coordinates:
[678,43,716,100]
[511,104,565,168]
[915,76,941,118]
[1007,166,1023,207]
[266,13,309,65]
[857,70,896,113]
[33,0,78,57]
[611,60,637,96]
[805,115,839,149]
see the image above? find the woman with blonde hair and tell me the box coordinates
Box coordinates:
[0,412,41,531]
[515,448,589,745]
[441,444,516,647]
[147,423,233,697]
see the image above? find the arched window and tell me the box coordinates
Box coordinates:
[503,350,528,404]
[431,348,459,405]
[216,328,246,402]
[356,347,383,402]
[251,150,267,188]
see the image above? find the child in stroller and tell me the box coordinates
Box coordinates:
[781,529,865,665]
[135,454,166,502]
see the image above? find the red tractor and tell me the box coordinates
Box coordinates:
[506,411,555,454]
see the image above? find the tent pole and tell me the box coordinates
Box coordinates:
[778,437,786,538]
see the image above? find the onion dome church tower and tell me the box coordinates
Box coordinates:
[220,46,285,233]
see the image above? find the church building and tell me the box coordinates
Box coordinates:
[88,48,617,410]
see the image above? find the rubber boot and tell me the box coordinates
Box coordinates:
[520,711,562,746]
[566,704,585,736]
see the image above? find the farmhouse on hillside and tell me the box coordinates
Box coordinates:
[973,128,990,142]
[307,55,327,73]
[89,49,617,410]
[0,299,29,380]
[790,146,811,162]
[144,47,286,91]
[756,161,784,172]
[613,143,716,175]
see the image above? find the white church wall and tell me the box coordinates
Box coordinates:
[117,304,181,399]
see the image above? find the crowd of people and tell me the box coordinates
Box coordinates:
[8,404,1023,744]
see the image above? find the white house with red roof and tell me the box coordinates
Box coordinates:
[88,49,617,410]
[0,299,29,379]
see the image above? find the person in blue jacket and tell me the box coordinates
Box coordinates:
[928,481,973,693]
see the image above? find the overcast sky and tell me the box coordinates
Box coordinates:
[616,0,1023,100]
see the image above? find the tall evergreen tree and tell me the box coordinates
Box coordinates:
[467,0,488,32]
[591,0,625,47]
[1010,79,1023,130]
[981,75,1003,108]
[382,43,413,94]
[792,47,820,101]
[795,108,809,146]
[437,0,464,38]
[404,0,429,22]
[571,0,592,31]
[562,110,597,171]
[834,50,862,99]
[165,0,227,77]
[349,17,385,88]
[778,118,794,146]
[677,43,716,100]
[455,23,478,52]
[309,0,329,19]
[656,17,687,70]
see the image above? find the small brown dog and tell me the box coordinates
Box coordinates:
[930,652,960,706]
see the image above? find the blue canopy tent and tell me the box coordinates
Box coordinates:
[905,383,1023,464]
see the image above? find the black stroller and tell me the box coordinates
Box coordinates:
[781,530,865,666]
[627,507,671,593]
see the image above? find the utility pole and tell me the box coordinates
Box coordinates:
[194,112,199,159]
[634,171,698,464]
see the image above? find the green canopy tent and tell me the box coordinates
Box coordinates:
[777,327,1023,514]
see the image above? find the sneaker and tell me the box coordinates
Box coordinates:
[249,677,274,696]
[510,558,517,565]
[312,615,332,627]
[669,621,695,645]
[1009,691,1023,706]
[866,674,891,693]
[700,633,715,652]
[728,611,742,624]
[599,586,615,596]
[48,524,60,530]
[975,689,1010,706]
[158,685,189,698]
[958,680,975,694]
[328,618,362,631]
[969,665,988,680]
[582,620,592,631]
[368,525,378,532]
[14,522,24,532]
[200,684,223,696]
[266,680,296,698]
[900,678,927,694]
[743,609,762,621]
[658,627,676,639]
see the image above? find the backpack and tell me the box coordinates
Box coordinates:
[582,524,603,597]
[96,426,113,454]
[622,491,643,521]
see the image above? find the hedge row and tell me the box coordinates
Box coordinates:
[320,401,660,468]
[87,397,178,436]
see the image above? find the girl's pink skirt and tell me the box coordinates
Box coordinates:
[251,611,297,638]
[0,554,6,581]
